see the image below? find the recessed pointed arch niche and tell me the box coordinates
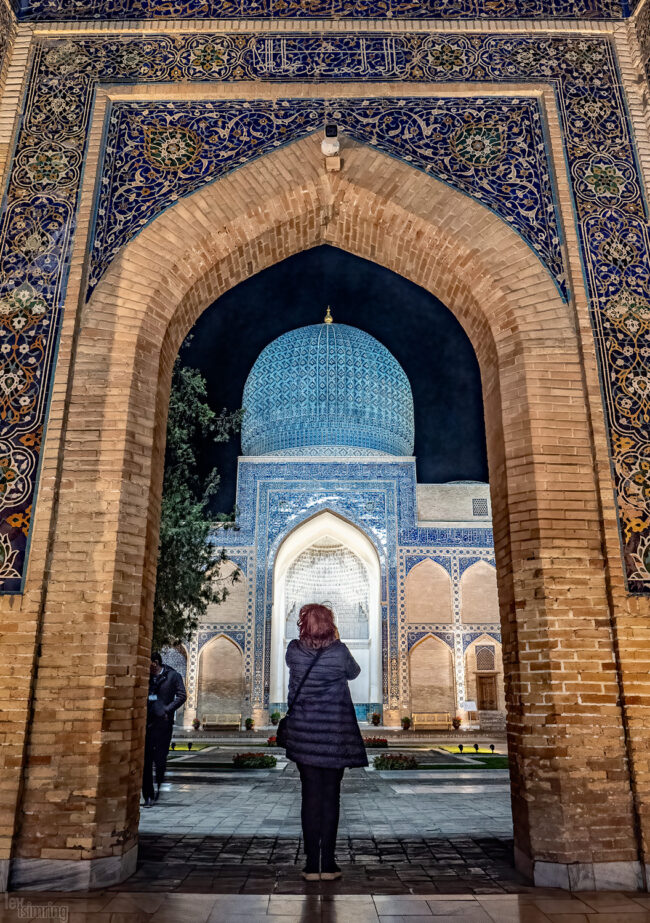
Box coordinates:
[270,511,382,711]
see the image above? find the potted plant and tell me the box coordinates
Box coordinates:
[267,735,277,747]
[401,716,411,731]
[270,711,281,726]
[192,717,201,731]
[370,712,381,726]
[245,717,255,731]
[452,716,462,730]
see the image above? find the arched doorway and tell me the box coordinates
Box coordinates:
[270,511,382,719]
[409,635,455,716]
[10,137,643,890]
[197,635,244,721]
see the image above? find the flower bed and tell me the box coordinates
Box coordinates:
[232,752,277,769]
[363,737,388,748]
[373,753,418,771]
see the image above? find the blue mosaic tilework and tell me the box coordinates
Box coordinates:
[162,645,187,677]
[241,322,414,457]
[197,627,246,650]
[458,555,490,576]
[462,629,501,650]
[408,629,454,650]
[89,97,565,301]
[0,32,649,592]
[15,0,631,23]
[404,554,452,575]
[215,458,498,709]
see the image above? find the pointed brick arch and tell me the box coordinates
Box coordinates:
[406,559,452,624]
[461,561,499,624]
[197,634,244,719]
[15,135,642,891]
[409,634,455,715]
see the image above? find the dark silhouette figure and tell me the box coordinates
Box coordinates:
[142,652,187,808]
[285,604,368,880]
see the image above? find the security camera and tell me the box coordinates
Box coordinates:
[321,124,340,157]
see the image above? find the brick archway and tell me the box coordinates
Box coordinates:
[9,136,644,891]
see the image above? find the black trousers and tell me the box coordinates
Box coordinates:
[297,763,345,869]
[142,719,173,801]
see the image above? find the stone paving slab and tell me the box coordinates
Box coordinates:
[5,891,650,922]
[123,833,528,894]
[130,757,516,895]
[144,764,513,839]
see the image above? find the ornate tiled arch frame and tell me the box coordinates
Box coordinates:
[0,30,649,594]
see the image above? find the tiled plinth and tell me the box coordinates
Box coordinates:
[8,843,138,892]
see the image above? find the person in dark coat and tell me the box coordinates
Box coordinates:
[142,652,187,808]
[285,603,368,880]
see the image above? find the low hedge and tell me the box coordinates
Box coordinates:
[373,753,418,770]
[232,752,277,769]
[363,737,388,748]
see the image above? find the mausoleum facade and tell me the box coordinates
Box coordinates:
[175,315,503,728]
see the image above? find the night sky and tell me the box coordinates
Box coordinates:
[180,245,488,516]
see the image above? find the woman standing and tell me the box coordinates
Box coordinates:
[285,603,368,880]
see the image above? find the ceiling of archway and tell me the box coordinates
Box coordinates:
[11,0,637,20]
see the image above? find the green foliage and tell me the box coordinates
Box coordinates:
[270,711,281,725]
[152,355,244,651]
[373,753,418,770]
[233,752,277,769]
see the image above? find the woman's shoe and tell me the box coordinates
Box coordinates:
[320,862,342,880]
[301,868,320,881]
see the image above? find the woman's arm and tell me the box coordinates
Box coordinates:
[285,638,298,666]
[344,646,361,680]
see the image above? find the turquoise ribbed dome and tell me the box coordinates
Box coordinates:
[241,320,414,457]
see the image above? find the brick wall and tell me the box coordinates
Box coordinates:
[409,637,456,715]
[406,561,453,623]
[460,563,500,624]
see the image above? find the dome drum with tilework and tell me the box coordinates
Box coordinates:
[241,317,414,457]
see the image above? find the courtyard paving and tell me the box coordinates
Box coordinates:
[140,748,513,839]
[129,745,520,895]
[5,749,650,920]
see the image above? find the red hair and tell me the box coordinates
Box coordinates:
[298,603,337,649]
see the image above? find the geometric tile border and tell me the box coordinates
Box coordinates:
[13,0,633,23]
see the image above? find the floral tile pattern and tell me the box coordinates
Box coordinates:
[14,0,632,23]
[89,97,565,300]
[0,31,649,593]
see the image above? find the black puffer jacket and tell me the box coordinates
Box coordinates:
[285,639,368,769]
